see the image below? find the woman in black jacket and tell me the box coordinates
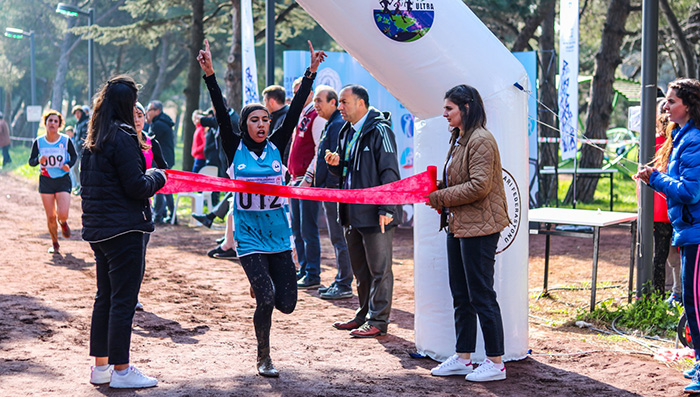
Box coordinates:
[81,75,166,389]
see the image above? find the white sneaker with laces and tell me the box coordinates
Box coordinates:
[90,365,113,385]
[109,366,158,389]
[466,359,506,382]
[430,354,472,376]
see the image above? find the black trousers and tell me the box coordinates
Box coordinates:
[446,232,505,357]
[653,222,673,294]
[345,226,394,332]
[89,231,145,365]
[239,252,297,358]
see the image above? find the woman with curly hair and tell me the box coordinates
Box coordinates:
[636,78,700,394]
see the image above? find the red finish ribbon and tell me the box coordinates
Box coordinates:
[158,166,437,205]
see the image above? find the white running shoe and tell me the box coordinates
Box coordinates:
[466,359,506,382]
[430,354,473,376]
[109,366,158,389]
[89,365,113,385]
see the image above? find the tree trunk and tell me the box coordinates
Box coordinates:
[659,0,698,79]
[225,0,243,109]
[511,0,548,53]
[150,34,171,102]
[537,0,558,206]
[51,18,77,113]
[182,0,205,172]
[565,0,631,204]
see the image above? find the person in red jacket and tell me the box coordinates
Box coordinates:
[191,110,207,173]
[652,98,682,304]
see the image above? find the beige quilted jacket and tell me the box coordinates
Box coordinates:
[428,126,509,238]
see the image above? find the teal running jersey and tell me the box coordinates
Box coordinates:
[227,141,292,256]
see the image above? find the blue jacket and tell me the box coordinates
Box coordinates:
[649,119,700,246]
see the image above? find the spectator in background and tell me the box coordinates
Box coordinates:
[191,109,207,173]
[0,111,11,167]
[288,76,326,290]
[313,85,353,300]
[262,85,288,132]
[649,98,682,305]
[71,105,90,195]
[64,125,78,189]
[146,100,175,224]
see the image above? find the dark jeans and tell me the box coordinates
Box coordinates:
[446,232,505,357]
[681,244,700,360]
[653,222,673,294]
[192,158,206,173]
[323,201,352,290]
[239,252,297,358]
[2,145,11,165]
[153,193,174,221]
[290,197,321,283]
[345,226,394,332]
[89,232,145,365]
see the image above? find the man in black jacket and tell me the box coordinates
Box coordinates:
[313,86,353,300]
[146,101,175,223]
[325,85,401,338]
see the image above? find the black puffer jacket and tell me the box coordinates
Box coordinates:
[80,123,166,242]
[149,112,175,168]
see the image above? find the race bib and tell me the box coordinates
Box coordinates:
[236,175,287,211]
[40,146,66,168]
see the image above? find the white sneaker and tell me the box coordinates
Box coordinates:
[109,366,158,389]
[466,359,506,382]
[430,354,473,376]
[89,365,113,385]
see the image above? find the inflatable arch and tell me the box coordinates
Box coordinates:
[296,0,530,362]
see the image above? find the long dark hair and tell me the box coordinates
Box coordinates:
[444,84,486,135]
[84,75,139,152]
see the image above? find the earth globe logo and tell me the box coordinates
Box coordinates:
[374,0,435,43]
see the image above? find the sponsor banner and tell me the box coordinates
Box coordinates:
[558,0,579,160]
[241,0,259,106]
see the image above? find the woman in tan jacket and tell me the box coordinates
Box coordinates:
[427,84,509,382]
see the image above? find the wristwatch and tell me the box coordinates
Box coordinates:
[304,67,317,79]
[304,175,313,184]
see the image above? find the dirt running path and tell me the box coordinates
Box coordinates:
[0,172,686,396]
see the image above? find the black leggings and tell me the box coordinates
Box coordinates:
[239,251,297,358]
[653,222,673,294]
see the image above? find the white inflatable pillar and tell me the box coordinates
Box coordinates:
[296,0,530,362]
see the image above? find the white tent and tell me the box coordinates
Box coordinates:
[296,0,530,362]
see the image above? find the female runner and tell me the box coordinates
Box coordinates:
[28,110,77,253]
[197,38,324,377]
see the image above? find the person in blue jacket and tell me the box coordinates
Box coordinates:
[197,38,325,377]
[635,78,700,394]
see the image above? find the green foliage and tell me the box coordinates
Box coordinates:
[578,291,683,339]
[554,167,639,213]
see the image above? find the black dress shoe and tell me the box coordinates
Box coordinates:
[192,213,213,228]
